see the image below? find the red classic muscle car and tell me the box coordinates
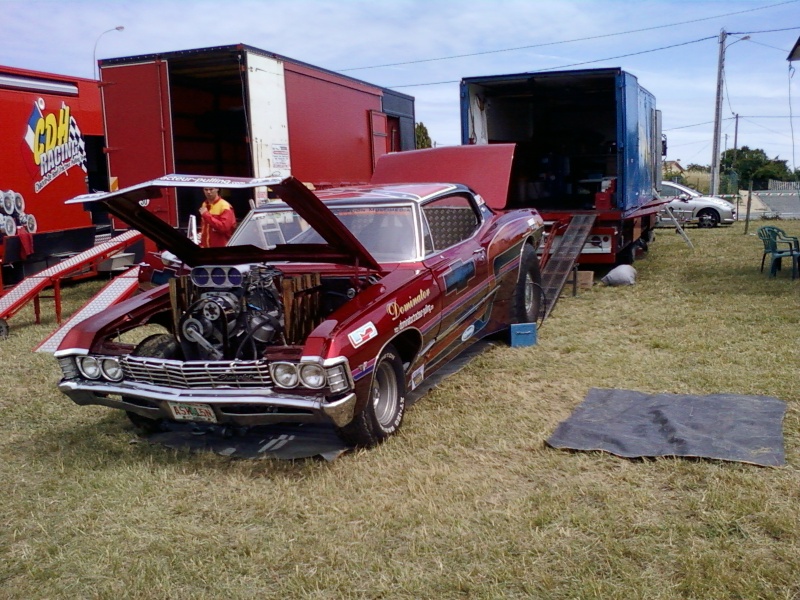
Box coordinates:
[54,164,544,447]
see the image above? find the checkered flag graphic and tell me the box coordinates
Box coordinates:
[69,115,87,172]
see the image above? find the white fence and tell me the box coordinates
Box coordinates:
[768,180,800,191]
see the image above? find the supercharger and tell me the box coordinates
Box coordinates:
[177,264,285,361]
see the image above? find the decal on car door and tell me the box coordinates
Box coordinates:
[442,258,476,295]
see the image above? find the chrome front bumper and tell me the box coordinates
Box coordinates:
[58,379,357,427]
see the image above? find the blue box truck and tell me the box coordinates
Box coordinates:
[460,67,664,264]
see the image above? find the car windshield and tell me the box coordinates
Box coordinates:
[230,204,419,262]
[663,183,700,198]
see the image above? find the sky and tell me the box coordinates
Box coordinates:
[2,0,799,172]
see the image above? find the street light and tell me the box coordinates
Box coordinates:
[92,26,124,80]
[710,30,750,196]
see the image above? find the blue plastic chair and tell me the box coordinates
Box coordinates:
[757,226,800,278]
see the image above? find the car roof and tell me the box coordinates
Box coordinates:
[314,182,466,203]
[663,181,692,190]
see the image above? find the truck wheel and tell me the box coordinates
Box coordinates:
[697,208,720,228]
[336,344,406,447]
[617,242,637,265]
[512,245,543,323]
[125,333,181,433]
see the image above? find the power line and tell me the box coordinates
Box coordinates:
[664,120,718,131]
[387,36,715,89]
[338,0,799,71]
[660,115,800,132]
[740,116,796,140]
[746,39,793,52]
[724,71,736,115]
[728,26,800,35]
[668,140,714,148]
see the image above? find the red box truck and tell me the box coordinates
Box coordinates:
[0,65,111,284]
[98,44,416,231]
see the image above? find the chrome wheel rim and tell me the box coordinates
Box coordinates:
[372,361,399,428]
[524,272,535,317]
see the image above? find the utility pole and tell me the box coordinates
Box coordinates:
[732,113,739,175]
[710,29,726,197]
[711,32,749,196]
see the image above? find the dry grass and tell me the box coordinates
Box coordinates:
[681,171,711,194]
[3,221,800,599]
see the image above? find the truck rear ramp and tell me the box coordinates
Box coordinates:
[539,214,596,320]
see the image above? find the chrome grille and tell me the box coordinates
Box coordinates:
[120,356,272,389]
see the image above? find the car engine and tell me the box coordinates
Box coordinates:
[177,264,286,361]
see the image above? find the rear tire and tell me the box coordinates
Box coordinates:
[336,344,406,447]
[125,333,181,433]
[617,242,637,265]
[512,244,543,323]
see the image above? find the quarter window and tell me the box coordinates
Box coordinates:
[421,195,480,252]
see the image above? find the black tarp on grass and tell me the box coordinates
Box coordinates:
[546,388,786,466]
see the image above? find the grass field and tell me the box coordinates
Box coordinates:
[2,220,800,599]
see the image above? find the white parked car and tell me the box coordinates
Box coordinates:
[658,181,736,228]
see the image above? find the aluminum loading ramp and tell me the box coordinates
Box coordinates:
[35,265,141,353]
[0,229,143,339]
[539,214,596,320]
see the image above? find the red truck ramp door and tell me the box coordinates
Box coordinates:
[101,61,177,225]
[370,110,389,170]
[371,144,516,210]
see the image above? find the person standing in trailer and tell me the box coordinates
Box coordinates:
[199,187,236,247]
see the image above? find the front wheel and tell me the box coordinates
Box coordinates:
[512,244,543,323]
[697,208,720,228]
[336,344,406,447]
[125,333,181,433]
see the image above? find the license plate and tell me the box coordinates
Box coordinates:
[167,401,217,423]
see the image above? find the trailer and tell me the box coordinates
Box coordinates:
[0,65,112,286]
[460,67,665,267]
[98,44,416,231]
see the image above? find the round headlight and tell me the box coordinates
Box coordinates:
[271,362,299,388]
[100,358,124,382]
[78,356,102,379]
[299,363,326,389]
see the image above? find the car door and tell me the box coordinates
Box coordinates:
[420,193,491,371]
[661,183,693,223]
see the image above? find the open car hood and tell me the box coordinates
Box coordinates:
[371,144,516,210]
[68,174,382,270]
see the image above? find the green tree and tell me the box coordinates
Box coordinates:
[662,165,685,185]
[415,122,432,149]
[686,163,710,172]
[720,146,791,186]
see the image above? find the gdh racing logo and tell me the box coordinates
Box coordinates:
[24,98,87,193]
